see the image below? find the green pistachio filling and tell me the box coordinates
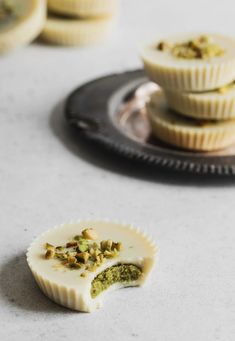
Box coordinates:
[90,264,142,298]
[157,35,225,60]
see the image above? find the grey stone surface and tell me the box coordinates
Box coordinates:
[0,0,235,340]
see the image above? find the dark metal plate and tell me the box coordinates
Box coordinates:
[65,69,235,175]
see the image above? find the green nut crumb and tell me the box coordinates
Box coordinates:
[45,249,55,259]
[66,241,77,248]
[77,243,88,253]
[103,250,114,258]
[45,243,55,251]
[68,256,77,264]
[112,242,122,251]
[76,252,90,264]
[69,262,81,269]
[55,246,64,251]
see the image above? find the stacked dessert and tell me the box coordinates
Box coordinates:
[41,0,117,46]
[141,34,235,151]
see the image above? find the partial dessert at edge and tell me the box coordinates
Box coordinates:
[27,221,156,312]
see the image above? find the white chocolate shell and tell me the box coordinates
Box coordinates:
[27,220,156,313]
[141,33,235,91]
[147,91,235,151]
[0,0,46,54]
[40,15,115,46]
[47,0,117,18]
[164,83,235,120]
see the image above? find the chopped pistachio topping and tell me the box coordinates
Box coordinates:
[44,228,123,273]
[157,35,225,60]
[91,264,142,298]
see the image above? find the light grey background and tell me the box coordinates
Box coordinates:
[0,0,235,340]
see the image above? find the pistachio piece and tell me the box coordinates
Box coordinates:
[82,228,99,240]
[45,243,55,251]
[100,239,113,251]
[91,242,99,249]
[103,250,114,258]
[112,242,122,251]
[77,243,88,253]
[67,251,77,258]
[106,239,113,250]
[55,253,67,260]
[45,249,55,259]
[55,246,64,251]
[68,256,77,264]
[80,272,87,278]
[69,262,81,269]
[96,254,104,264]
[86,264,97,272]
[157,41,170,51]
[74,235,87,243]
[66,241,77,248]
[100,240,107,251]
[76,252,90,264]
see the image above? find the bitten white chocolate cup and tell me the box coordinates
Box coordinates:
[141,33,235,92]
[27,220,156,313]
[147,91,235,151]
[47,0,117,18]
[164,83,235,120]
[40,15,115,46]
[0,0,46,54]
